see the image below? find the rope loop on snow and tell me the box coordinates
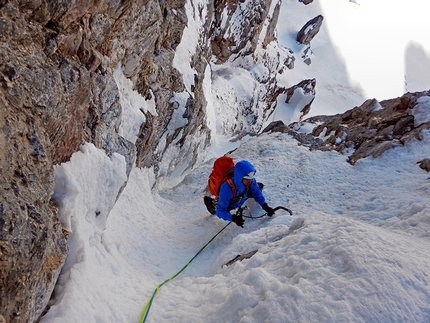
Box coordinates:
[139,221,232,323]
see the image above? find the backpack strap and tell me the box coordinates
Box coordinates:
[226,178,236,197]
[226,178,248,202]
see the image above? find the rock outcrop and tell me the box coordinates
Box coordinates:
[0,108,68,322]
[285,78,316,119]
[309,91,430,164]
[296,15,324,45]
[210,0,272,64]
[418,158,430,172]
[295,15,323,65]
[264,91,430,165]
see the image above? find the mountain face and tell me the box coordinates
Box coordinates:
[0,0,429,322]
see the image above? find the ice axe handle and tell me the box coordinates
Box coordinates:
[273,206,293,216]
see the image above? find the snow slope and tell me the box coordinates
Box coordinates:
[41,128,430,322]
[275,0,430,119]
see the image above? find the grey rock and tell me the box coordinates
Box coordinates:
[285,79,316,118]
[418,158,430,172]
[225,250,258,266]
[297,15,324,45]
[210,0,272,63]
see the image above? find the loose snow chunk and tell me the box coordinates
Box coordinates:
[372,101,383,111]
[52,143,127,232]
[113,63,156,144]
[250,63,270,83]
[410,96,430,127]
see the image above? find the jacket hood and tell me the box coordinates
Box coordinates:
[233,160,256,189]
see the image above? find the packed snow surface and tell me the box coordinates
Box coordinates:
[42,129,430,322]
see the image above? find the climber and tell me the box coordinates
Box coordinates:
[209,160,275,227]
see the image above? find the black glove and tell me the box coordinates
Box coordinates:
[262,203,275,217]
[232,213,245,227]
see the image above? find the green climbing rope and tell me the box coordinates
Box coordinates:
[139,221,232,323]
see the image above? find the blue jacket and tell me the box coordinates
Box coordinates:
[216,160,266,221]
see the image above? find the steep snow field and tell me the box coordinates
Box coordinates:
[41,129,430,323]
[40,0,430,322]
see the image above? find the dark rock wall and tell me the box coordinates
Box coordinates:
[0,0,190,322]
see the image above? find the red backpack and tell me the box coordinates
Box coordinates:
[208,156,236,199]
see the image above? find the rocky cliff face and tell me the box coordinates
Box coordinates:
[0,0,290,322]
[0,0,190,321]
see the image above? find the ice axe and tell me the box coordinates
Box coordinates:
[243,205,293,219]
